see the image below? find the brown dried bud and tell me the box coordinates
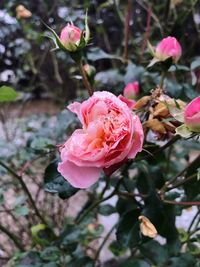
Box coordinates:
[134,96,151,110]
[145,118,167,134]
[16,5,32,19]
[153,102,169,117]
[139,215,157,238]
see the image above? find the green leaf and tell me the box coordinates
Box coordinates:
[15,206,29,217]
[119,259,150,267]
[0,86,19,102]
[0,189,4,206]
[191,57,200,70]
[68,257,93,267]
[44,160,78,199]
[175,124,192,138]
[109,240,127,256]
[31,224,55,246]
[30,137,54,151]
[99,204,116,216]
[40,246,60,262]
[87,47,123,61]
[169,253,195,267]
[140,240,168,265]
[116,209,141,248]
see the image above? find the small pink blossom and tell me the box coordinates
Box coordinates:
[184,96,200,132]
[155,36,182,63]
[60,24,81,51]
[123,82,140,99]
[58,91,144,188]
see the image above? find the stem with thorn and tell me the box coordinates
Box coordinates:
[78,60,93,96]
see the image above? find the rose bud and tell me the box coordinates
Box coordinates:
[60,24,82,52]
[148,36,182,67]
[44,14,90,59]
[155,36,182,63]
[123,81,139,100]
[184,96,200,132]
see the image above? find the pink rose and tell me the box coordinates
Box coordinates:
[58,91,144,188]
[155,36,182,63]
[123,82,139,99]
[184,96,200,132]
[60,24,82,52]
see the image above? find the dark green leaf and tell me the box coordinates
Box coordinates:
[119,259,150,267]
[99,204,116,216]
[116,209,141,248]
[109,240,127,256]
[169,253,195,267]
[140,240,168,265]
[87,47,122,61]
[44,160,79,199]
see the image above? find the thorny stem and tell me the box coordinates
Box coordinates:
[0,160,49,227]
[160,154,200,193]
[133,135,180,163]
[187,209,200,233]
[123,0,132,62]
[163,200,200,206]
[159,71,166,89]
[165,173,197,192]
[79,60,93,96]
[0,223,24,251]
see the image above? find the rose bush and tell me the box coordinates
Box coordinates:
[58,91,144,188]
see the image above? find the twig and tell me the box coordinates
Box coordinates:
[139,5,152,63]
[0,223,24,251]
[123,0,133,62]
[0,160,48,227]
[76,179,122,224]
[187,209,200,233]
[160,154,200,192]
[163,200,200,206]
[93,223,117,266]
[165,173,197,192]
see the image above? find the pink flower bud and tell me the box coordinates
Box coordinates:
[123,82,139,100]
[155,36,182,63]
[60,24,82,52]
[184,96,200,132]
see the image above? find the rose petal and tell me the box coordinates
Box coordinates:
[58,161,101,189]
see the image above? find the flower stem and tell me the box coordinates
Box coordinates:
[79,61,93,96]
[163,200,200,206]
[159,71,166,89]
